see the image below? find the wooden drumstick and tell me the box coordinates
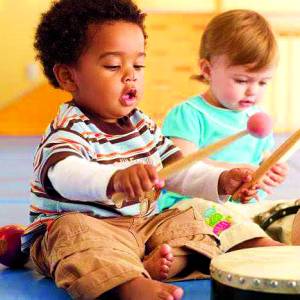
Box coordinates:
[112,112,272,208]
[231,128,300,201]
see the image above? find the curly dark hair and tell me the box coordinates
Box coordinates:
[34,0,147,88]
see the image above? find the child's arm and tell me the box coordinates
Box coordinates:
[48,156,118,204]
[170,137,198,156]
[172,137,288,196]
[48,154,257,206]
[48,155,162,205]
[159,137,258,203]
[163,157,258,203]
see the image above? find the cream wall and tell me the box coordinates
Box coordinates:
[0,0,300,134]
[137,0,300,14]
[136,0,215,12]
[222,0,300,32]
[0,0,50,109]
[222,0,300,12]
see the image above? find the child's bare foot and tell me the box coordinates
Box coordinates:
[143,244,174,280]
[116,276,184,300]
[229,237,284,251]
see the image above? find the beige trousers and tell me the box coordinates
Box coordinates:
[30,199,275,299]
[30,207,220,299]
[224,198,300,244]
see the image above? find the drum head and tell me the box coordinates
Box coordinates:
[210,246,300,299]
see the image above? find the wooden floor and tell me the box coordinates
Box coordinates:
[0,134,299,299]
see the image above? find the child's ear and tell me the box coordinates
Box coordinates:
[53,64,77,92]
[199,59,211,81]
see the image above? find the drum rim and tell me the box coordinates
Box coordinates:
[210,246,300,294]
[210,265,300,294]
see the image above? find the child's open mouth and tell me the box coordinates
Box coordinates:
[121,89,137,106]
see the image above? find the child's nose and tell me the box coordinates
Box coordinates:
[245,84,258,96]
[122,69,137,83]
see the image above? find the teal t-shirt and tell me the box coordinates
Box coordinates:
[159,95,274,211]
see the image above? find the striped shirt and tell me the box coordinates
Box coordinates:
[22,101,179,251]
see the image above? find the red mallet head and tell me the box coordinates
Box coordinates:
[0,224,29,268]
[247,112,272,138]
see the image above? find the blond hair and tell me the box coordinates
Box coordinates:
[193,9,277,81]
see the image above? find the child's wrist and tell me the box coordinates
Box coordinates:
[106,170,120,198]
[218,170,228,195]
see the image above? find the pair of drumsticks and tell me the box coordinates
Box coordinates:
[112,112,300,208]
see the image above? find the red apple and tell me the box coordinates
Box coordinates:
[0,224,29,268]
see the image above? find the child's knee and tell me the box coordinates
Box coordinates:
[148,206,216,252]
[45,213,90,255]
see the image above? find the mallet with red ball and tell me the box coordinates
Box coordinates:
[232,126,300,201]
[112,112,272,208]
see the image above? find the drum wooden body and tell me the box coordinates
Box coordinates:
[210,246,300,300]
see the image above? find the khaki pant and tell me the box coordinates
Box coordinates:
[224,198,300,244]
[174,198,300,246]
[173,199,269,252]
[30,201,267,299]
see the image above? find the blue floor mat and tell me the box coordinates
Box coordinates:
[176,279,211,300]
[0,266,70,300]
[0,264,211,300]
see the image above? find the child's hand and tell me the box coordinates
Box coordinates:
[108,164,164,203]
[260,162,288,194]
[218,168,259,203]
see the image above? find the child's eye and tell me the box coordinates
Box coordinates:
[259,81,267,86]
[235,79,248,84]
[104,65,120,70]
[134,65,145,70]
